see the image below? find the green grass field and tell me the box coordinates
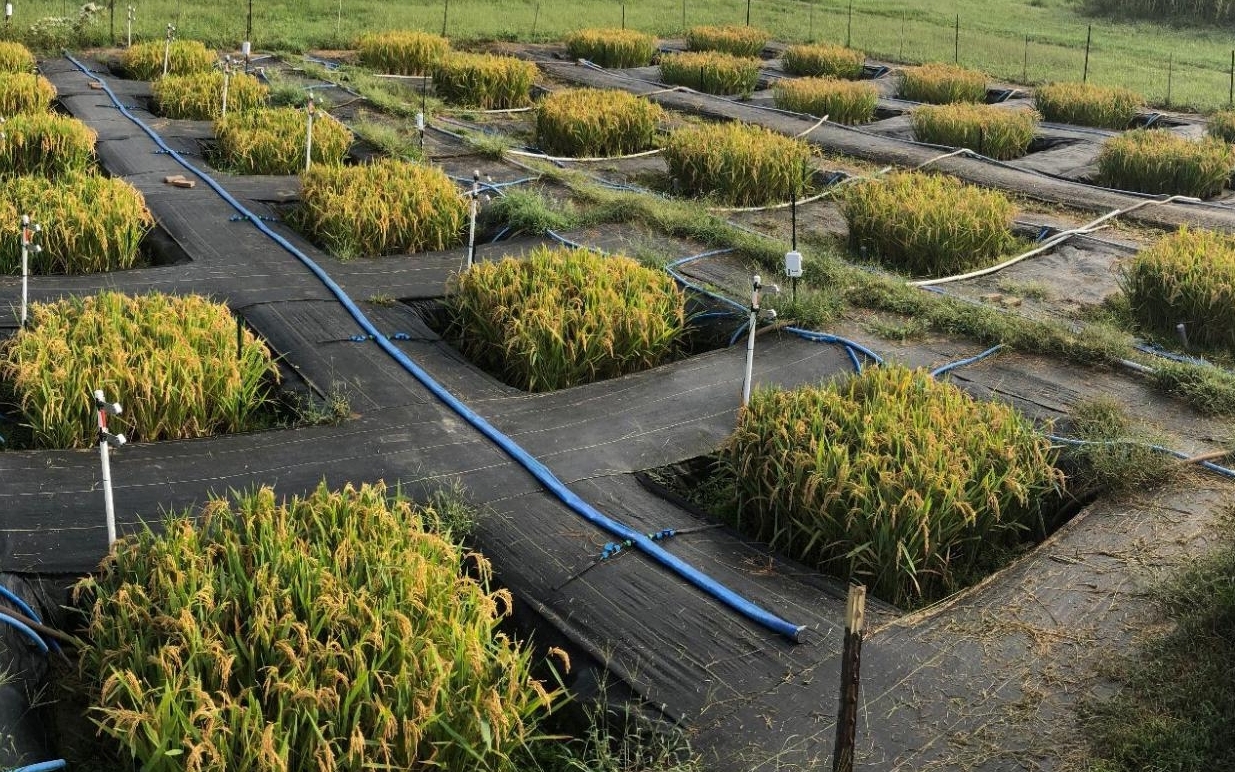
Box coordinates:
[12,0,1235,110]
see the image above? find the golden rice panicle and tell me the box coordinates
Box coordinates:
[1098,129,1234,198]
[151,71,268,120]
[563,28,657,68]
[432,52,537,109]
[773,77,877,125]
[1034,81,1142,129]
[782,43,865,79]
[0,41,36,73]
[0,72,55,114]
[686,24,770,57]
[911,103,1040,160]
[725,365,1064,606]
[123,39,216,81]
[449,245,687,391]
[0,291,278,448]
[1122,226,1235,351]
[78,481,557,771]
[536,88,663,157]
[659,50,761,97]
[664,121,814,206]
[295,159,466,259]
[357,30,450,75]
[899,62,987,104]
[839,171,1019,277]
[1207,109,1235,144]
[215,107,353,174]
[0,112,96,177]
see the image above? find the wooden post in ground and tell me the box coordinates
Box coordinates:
[832,583,866,772]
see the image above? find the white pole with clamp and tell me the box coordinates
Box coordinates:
[466,169,480,270]
[741,275,779,407]
[19,214,40,329]
[94,389,127,549]
[304,92,316,172]
[162,23,175,76]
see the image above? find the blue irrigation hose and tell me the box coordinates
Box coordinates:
[1047,435,1235,480]
[785,327,885,366]
[13,762,66,772]
[0,584,60,654]
[489,225,512,243]
[930,344,1005,378]
[0,612,49,654]
[65,53,805,642]
[844,345,863,373]
[728,319,750,348]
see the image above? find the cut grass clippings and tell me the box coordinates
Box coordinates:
[0,291,277,448]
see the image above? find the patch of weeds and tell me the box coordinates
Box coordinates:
[261,70,306,108]
[367,293,397,307]
[351,111,424,161]
[767,285,844,330]
[1154,361,1235,417]
[1081,507,1235,771]
[996,278,1053,301]
[1060,394,1174,493]
[289,386,352,426]
[482,188,576,235]
[865,314,930,342]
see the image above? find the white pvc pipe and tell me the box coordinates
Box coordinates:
[19,216,28,328]
[304,98,315,172]
[221,68,230,117]
[741,275,761,407]
[466,171,479,270]
[100,437,116,547]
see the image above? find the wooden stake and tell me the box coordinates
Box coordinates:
[1082,24,1092,83]
[832,584,866,772]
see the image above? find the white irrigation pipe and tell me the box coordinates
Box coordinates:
[505,146,663,163]
[912,194,1202,288]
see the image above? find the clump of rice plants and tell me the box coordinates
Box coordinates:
[911,103,1040,160]
[536,88,663,157]
[0,41,35,73]
[0,173,151,274]
[121,39,215,81]
[150,70,267,120]
[685,24,769,57]
[449,245,687,391]
[214,106,353,174]
[0,291,277,448]
[1098,129,1234,198]
[77,481,559,772]
[1034,81,1142,129]
[839,171,1019,277]
[659,50,761,96]
[432,52,537,109]
[1207,109,1235,143]
[724,365,1064,606]
[664,121,814,206]
[899,62,987,104]
[0,72,55,114]
[772,77,877,124]
[564,27,657,68]
[781,43,865,79]
[295,159,466,258]
[0,112,96,177]
[1122,226,1235,351]
[357,29,450,75]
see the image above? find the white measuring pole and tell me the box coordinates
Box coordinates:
[94,389,127,549]
[741,275,762,407]
[126,4,134,47]
[19,214,38,329]
[162,23,175,76]
[221,56,232,117]
[466,169,480,270]
[304,93,315,172]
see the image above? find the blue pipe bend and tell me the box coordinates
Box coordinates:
[0,612,49,654]
[65,54,805,642]
[13,762,67,772]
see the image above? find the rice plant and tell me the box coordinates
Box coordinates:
[1207,109,1235,144]
[357,29,450,75]
[432,52,537,109]
[1098,129,1234,198]
[77,481,559,772]
[0,41,35,73]
[121,39,215,81]
[564,27,657,68]
[899,63,987,104]
[214,107,353,174]
[724,365,1064,606]
[685,24,770,57]
[0,291,277,448]
[781,43,865,79]
[664,121,814,206]
[659,50,761,96]
[1122,226,1235,351]
[0,112,96,177]
[839,171,1019,277]
[1034,81,1143,129]
[911,103,1040,160]
[0,72,55,114]
[536,88,663,157]
[295,159,466,258]
[449,245,687,391]
[0,173,152,274]
[150,71,267,120]
[772,77,877,125]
